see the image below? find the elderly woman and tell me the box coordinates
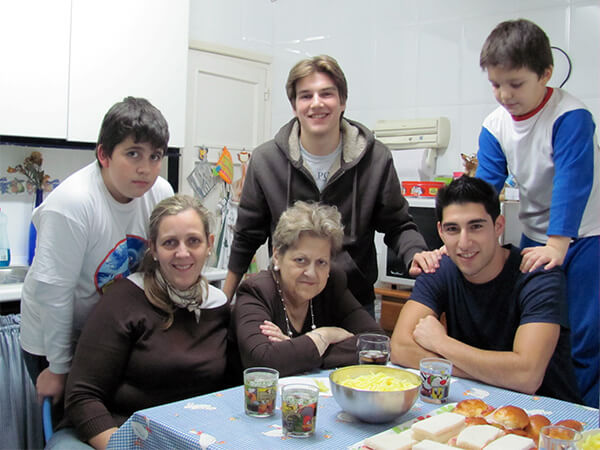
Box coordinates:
[233,201,383,377]
[49,195,230,449]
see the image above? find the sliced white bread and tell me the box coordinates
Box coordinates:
[411,412,466,443]
[363,428,416,450]
[483,433,536,449]
[455,424,505,449]
[412,439,457,449]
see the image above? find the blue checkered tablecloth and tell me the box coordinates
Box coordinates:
[107,369,598,449]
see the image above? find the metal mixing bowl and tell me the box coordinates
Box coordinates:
[329,365,421,423]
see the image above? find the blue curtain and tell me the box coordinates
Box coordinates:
[0,314,44,449]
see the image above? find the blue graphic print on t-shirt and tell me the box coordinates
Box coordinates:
[95,235,146,292]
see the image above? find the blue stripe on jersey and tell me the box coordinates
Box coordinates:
[549,109,596,236]
[476,126,508,194]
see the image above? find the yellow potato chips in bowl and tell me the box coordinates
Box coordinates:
[578,428,600,450]
[329,365,421,423]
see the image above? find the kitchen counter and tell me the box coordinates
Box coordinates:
[0,266,28,303]
[203,266,229,283]
[0,282,23,303]
[0,267,229,304]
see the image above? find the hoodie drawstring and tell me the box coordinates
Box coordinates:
[286,161,292,207]
[350,168,358,240]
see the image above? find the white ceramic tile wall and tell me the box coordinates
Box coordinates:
[189,0,600,177]
[2,0,598,266]
[0,146,95,265]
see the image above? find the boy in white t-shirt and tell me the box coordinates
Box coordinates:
[20,97,174,408]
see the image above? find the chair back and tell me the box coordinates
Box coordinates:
[42,397,54,443]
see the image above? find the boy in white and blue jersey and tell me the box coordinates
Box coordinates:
[476,19,599,407]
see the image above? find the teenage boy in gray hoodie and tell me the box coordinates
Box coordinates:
[224,55,440,315]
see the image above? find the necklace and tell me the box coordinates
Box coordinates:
[272,269,316,337]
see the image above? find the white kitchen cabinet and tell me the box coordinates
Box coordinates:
[0,0,71,139]
[68,0,189,147]
[0,0,189,148]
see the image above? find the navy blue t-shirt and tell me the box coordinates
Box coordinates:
[411,245,581,403]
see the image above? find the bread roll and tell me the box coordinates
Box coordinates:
[509,429,532,438]
[545,425,582,440]
[454,399,493,417]
[525,414,550,442]
[491,406,530,430]
[465,417,489,426]
[554,419,584,432]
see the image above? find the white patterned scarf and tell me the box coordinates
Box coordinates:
[155,269,205,323]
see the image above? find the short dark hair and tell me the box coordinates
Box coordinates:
[96,96,170,167]
[480,19,553,77]
[286,55,348,110]
[435,176,500,223]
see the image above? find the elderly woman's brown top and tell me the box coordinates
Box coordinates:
[233,265,383,377]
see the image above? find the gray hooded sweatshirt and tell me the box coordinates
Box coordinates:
[228,117,427,305]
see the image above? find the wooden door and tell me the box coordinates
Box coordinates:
[181,46,271,191]
[181,45,272,270]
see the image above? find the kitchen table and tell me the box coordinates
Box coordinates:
[107,367,598,449]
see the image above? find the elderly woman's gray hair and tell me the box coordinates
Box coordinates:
[272,201,344,256]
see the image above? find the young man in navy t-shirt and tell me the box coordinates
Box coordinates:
[390,176,581,403]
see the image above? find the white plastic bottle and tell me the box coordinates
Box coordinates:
[0,208,11,267]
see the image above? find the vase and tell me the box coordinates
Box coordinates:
[28,189,44,266]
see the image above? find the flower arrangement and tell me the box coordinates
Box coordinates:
[7,151,54,193]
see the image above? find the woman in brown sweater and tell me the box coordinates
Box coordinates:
[233,201,383,377]
[52,195,230,449]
